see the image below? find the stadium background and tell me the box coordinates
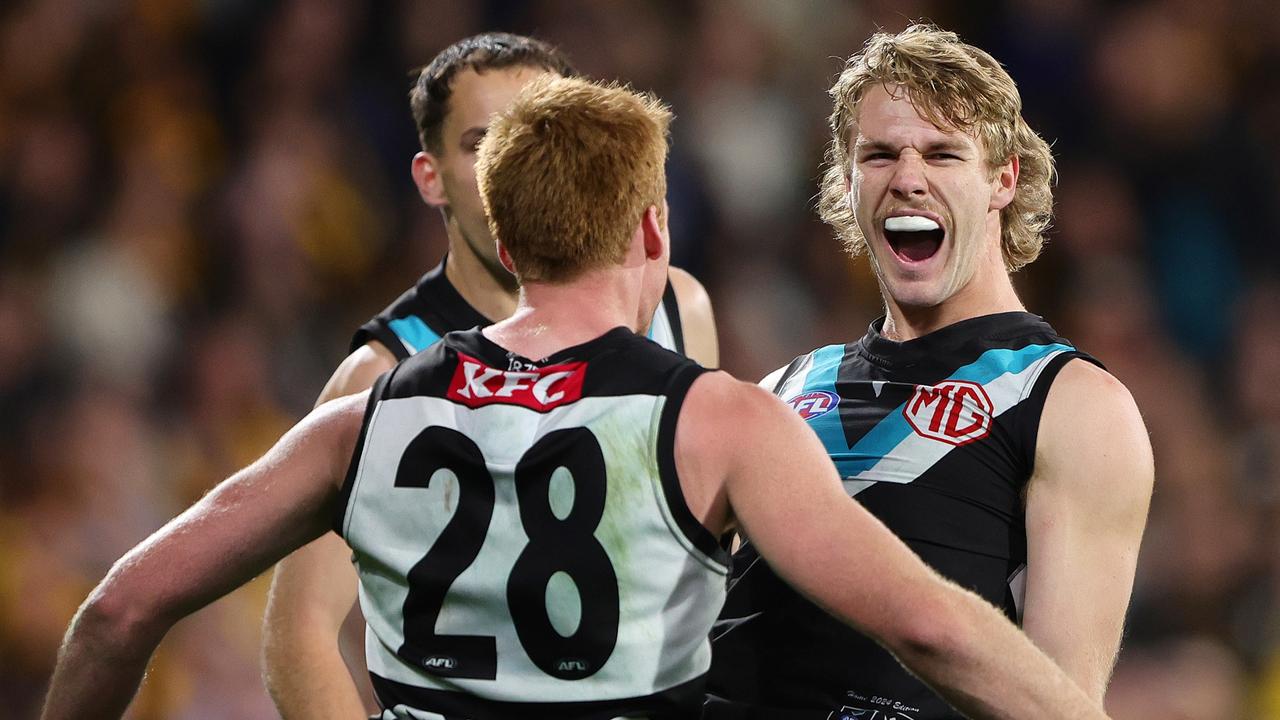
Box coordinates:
[2,0,1278,717]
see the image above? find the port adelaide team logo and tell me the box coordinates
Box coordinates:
[903,380,993,446]
[786,390,839,420]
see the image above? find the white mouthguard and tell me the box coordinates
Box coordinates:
[884,216,940,232]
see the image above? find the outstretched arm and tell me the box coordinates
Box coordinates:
[42,393,366,720]
[262,341,396,719]
[679,373,1109,720]
[1022,360,1153,701]
[669,266,719,368]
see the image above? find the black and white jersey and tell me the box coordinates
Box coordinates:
[706,312,1101,720]
[352,259,687,360]
[335,328,728,720]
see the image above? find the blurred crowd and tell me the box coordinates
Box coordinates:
[1,0,1278,717]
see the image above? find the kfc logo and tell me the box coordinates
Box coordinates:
[447,352,585,410]
[903,380,993,445]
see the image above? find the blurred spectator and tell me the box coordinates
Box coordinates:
[1,0,1276,716]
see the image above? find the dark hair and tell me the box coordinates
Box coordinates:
[410,32,576,154]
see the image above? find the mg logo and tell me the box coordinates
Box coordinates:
[903,380,993,446]
[786,390,839,420]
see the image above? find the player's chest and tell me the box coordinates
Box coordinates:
[781,376,1026,498]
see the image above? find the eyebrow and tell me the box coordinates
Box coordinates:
[854,139,973,155]
[460,127,487,145]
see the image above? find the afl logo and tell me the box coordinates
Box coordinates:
[787,390,839,420]
[904,380,993,446]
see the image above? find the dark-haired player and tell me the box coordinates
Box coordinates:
[260,33,717,718]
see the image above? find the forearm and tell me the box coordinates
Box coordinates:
[41,599,167,719]
[894,593,1107,720]
[263,611,370,720]
[263,625,371,712]
[263,537,370,719]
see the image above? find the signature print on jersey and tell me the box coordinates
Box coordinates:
[830,707,918,720]
[903,380,993,446]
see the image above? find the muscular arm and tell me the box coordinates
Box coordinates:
[262,341,396,719]
[1022,360,1154,701]
[678,374,1108,720]
[42,394,365,720]
[668,266,719,368]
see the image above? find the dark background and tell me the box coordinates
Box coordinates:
[2,1,1278,717]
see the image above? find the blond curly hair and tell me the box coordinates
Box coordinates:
[818,24,1055,271]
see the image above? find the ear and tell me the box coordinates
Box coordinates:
[497,239,516,276]
[641,204,666,261]
[411,151,448,207]
[989,155,1019,212]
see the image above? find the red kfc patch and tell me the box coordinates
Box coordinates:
[447,352,586,410]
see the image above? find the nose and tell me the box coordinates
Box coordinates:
[889,152,928,200]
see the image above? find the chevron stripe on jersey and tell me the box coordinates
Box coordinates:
[775,341,1074,494]
[354,258,687,360]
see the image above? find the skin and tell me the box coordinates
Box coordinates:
[41,209,1110,720]
[261,66,720,720]
[414,66,544,320]
[841,83,1153,702]
[848,83,1021,341]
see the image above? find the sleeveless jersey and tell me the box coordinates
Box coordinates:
[335,328,729,720]
[705,312,1101,720]
[351,259,687,359]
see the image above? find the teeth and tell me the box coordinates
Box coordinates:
[884,216,940,232]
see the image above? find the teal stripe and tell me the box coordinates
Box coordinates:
[801,342,1072,476]
[387,316,442,354]
[798,344,848,457]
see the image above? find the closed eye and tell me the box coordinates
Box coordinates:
[859,152,895,163]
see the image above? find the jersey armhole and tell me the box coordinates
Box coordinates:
[1021,351,1105,476]
[655,364,731,570]
[661,279,686,356]
[768,355,808,395]
[352,321,411,362]
[332,369,395,537]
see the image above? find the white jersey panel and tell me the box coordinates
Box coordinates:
[648,300,677,353]
[344,393,726,704]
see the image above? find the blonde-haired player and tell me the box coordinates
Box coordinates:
[708,24,1153,719]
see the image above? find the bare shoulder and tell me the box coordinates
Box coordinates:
[288,391,371,492]
[317,341,398,406]
[675,370,806,535]
[683,370,784,427]
[1035,359,1153,497]
[680,371,810,463]
[668,266,718,368]
[668,266,711,306]
[1042,359,1146,443]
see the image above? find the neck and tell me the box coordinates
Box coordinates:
[482,267,643,360]
[444,234,519,323]
[881,256,1024,342]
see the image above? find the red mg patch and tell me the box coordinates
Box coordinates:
[903,380,993,446]
[446,352,586,410]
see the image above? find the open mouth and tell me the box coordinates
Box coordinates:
[883,215,944,263]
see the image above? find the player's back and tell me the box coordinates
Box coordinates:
[335,327,728,720]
